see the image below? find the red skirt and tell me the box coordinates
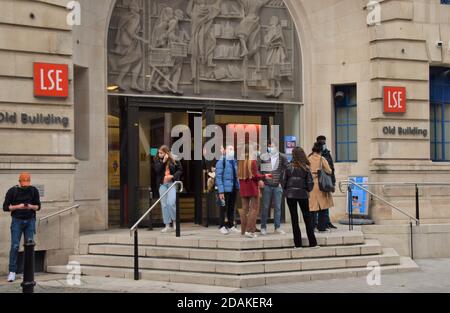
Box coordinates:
[239,179,259,198]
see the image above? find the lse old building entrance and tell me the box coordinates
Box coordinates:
[106,0,302,227]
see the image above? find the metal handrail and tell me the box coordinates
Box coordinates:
[39,204,80,223]
[130,181,184,235]
[130,181,183,281]
[339,181,420,225]
[339,181,450,188]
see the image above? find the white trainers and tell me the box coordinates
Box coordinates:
[161,226,174,233]
[245,232,258,239]
[7,272,15,283]
[275,228,286,235]
[260,229,267,236]
[219,226,230,235]
[229,226,240,234]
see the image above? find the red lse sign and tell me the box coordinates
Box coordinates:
[384,86,406,113]
[34,63,69,98]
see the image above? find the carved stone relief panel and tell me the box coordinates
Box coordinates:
[108,0,302,102]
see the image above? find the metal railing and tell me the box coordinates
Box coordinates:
[38,204,80,227]
[338,181,450,259]
[130,181,184,280]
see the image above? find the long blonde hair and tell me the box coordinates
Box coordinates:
[237,145,254,180]
[155,145,176,165]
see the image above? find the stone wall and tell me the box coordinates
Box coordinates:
[0,0,79,275]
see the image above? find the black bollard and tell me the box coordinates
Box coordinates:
[21,240,36,294]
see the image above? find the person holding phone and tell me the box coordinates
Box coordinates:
[154,145,183,233]
[3,172,41,282]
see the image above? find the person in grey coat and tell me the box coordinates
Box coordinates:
[259,142,289,235]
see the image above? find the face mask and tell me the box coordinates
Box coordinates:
[268,147,277,154]
[227,151,235,159]
[322,144,327,151]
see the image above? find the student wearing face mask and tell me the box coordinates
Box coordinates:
[215,145,240,235]
[258,142,289,235]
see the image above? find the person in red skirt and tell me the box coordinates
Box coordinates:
[237,145,272,238]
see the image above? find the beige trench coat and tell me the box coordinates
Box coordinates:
[308,153,334,212]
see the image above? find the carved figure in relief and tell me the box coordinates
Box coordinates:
[187,0,223,80]
[236,0,271,71]
[111,0,145,91]
[265,16,287,98]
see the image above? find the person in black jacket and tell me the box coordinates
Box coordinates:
[153,145,183,233]
[317,136,337,229]
[281,147,318,248]
[3,172,41,282]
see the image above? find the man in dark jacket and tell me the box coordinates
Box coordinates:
[3,173,41,282]
[259,142,289,235]
[316,136,337,229]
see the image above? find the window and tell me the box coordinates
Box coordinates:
[334,85,358,162]
[74,66,90,160]
[430,67,450,161]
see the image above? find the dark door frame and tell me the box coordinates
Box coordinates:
[118,96,285,228]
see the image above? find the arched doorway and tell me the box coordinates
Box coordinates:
[106,0,303,228]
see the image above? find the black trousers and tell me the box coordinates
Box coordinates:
[286,198,318,248]
[219,190,237,228]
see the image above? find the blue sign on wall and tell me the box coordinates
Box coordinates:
[348,176,369,216]
[442,0,450,5]
[285,136,297,162]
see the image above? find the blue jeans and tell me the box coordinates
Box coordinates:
[159,184,177,225]
[261,185,283,230]
[9,217,36,273]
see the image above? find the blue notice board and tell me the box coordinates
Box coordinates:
[285,136,297,162]
[348,176,369,216]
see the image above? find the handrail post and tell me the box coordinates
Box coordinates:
[347,184,353,231]
[415,184,420,226]
[410,221,414,260]
[134,230,139,281]
[21,240,36,294]
[176,185,180,238]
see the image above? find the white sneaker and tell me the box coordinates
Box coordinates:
[245,232,258,239]
[261,229,267,236]
[229,226,240,234]
[7,272,15,283]
[219,226,230,235]
[275,228,286,235]
[161,226,173,233]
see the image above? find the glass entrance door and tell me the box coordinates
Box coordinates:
[136,110,205,227]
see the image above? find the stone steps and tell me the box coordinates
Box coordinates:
[85,240,382,262]
[66,247,399,275]
[46,227,419,287]
[78,230,366,251]
[47,254,419,288]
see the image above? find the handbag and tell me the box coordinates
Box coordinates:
[318,157,335,193]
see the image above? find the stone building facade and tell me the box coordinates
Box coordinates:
[1,0,450,274]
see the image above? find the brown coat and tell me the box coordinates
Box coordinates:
[308,153,334,212]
